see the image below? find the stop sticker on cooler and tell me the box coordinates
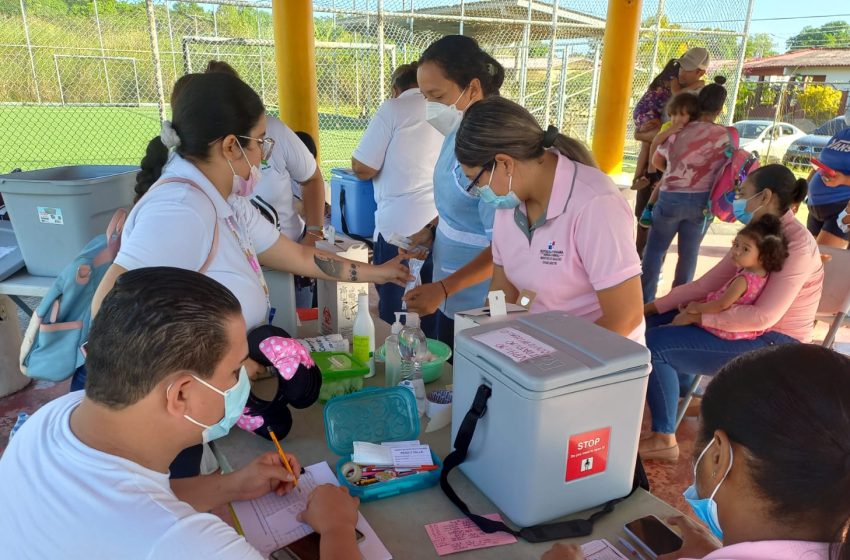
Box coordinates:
[565,427,611,482]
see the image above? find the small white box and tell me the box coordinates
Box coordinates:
[316,235,369,339]
[453,304,529,338]
[453,311,650,527]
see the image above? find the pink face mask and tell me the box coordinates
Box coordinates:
[227,143,261,197]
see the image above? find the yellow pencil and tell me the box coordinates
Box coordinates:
[267,428,299,490]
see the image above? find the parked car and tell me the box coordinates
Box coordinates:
[783,116,849,167]
[732,120,806,163]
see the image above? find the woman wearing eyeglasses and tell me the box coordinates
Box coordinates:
[454,96,645,342]
[88,72,409,384]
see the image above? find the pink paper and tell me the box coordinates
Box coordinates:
[425,514,518,556]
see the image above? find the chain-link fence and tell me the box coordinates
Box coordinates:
[0,0,752,176]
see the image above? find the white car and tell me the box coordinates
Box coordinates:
[733,120,806,163]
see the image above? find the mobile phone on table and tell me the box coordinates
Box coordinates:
[270,529,365,560]
[811,158,837,178]
[623,515,683,559]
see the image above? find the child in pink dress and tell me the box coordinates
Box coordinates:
[680,214,789,340]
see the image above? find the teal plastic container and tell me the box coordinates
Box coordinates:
[323,387,442,502]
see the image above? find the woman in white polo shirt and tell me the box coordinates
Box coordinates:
[454,96,645,341]
[351,62,443,336]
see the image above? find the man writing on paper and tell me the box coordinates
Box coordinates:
[0,267,359,559]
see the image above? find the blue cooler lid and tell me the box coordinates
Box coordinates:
[330,167,357,179]
[323,387,420,456]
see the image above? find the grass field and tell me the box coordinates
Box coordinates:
[0,105,365,177]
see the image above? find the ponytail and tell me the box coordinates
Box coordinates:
[551,134,597,168]
[135,136,169,203]
[746,164,808,214]
[456,96,596,169]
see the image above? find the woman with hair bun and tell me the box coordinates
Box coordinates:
[402,35,507,349]
[453,96,645,342]
[642,164,824,461]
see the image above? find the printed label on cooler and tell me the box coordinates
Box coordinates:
[565,427,611,482]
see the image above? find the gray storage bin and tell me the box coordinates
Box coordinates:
[0,221,25,282]
[0,166,137,276]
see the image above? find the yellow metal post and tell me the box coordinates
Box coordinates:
[591,0,644,175]
[271,0,320,157]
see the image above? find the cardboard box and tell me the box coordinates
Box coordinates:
[453,304,530,338]
[316,236,369,339]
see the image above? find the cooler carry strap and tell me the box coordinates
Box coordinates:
[440,384,649,543]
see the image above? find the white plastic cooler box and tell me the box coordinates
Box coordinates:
[452,311,650,527]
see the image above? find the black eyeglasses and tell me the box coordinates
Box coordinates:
[466,161,494,193]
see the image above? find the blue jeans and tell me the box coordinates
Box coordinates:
[641,191,711,303]
[373,234,437,339]
[645,311,799,434]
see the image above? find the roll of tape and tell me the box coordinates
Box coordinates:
[342,461,362,483]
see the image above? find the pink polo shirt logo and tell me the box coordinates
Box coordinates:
[540,241,564,265]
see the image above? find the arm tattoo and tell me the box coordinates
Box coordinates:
[314,254,344,278]
[348,263,358,282]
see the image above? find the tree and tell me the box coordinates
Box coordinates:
[787,20,850,50]
[796,84,842,123]
[745,33,777,59]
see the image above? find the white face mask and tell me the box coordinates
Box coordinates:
[425,88,467,136]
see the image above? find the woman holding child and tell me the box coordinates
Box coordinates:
[640,164,824,461]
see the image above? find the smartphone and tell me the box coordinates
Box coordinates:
[270,529,365,560]
[623,515,683,560]
[811,158,837,178]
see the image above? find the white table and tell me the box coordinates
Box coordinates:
[216,322,682,559]
[0,269,54,316]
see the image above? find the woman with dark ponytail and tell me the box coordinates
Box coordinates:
[401,35,505,349]
[452,96,645,341]
[545,344,850,560]
[86,72,411,477]
[642,164,824,461]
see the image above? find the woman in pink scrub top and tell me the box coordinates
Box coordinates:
[454,97,645,341]
[543,344,850,560]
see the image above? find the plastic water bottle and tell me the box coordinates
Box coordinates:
[352,293,375,377]
[384,312,405,387]
[398,312,427,415]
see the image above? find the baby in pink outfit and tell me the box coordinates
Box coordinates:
[679,214,789,340]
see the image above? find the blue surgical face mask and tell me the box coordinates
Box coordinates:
[683,439,734,540]
[172,367,251,443]
[732,192,763,225]
[477,163,521,209]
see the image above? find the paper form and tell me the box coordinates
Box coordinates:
[231,461,390,560]
[473,327,556,363]
[581,539,629,560]
[425,514,517,556]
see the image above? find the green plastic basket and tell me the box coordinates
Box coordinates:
[376,338,452,384]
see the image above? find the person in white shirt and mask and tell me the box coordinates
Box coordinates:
[204,60,327,246]
[0,267,362,560]
[351,62,443,335]
[85,71,410,478]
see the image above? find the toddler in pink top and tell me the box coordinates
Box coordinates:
[680,214,789,340]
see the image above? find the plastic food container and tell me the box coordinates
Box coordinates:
[376,338,452,384]
[324,387,442,502]
[312,351,370,403]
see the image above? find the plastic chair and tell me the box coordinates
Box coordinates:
[674,245,850,431]
[815,245,850,349]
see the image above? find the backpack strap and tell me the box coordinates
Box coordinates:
[149,178,220,273]
[440,384,648,543]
